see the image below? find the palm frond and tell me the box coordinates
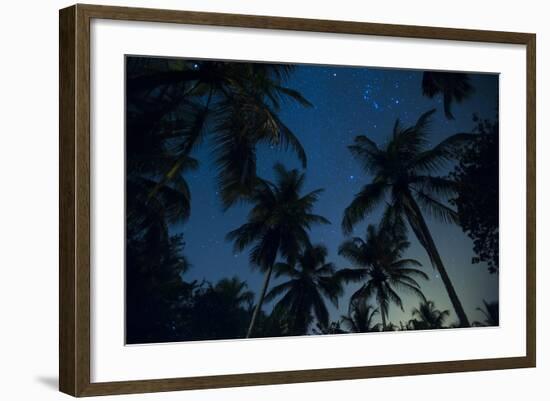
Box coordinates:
[410,133,474,173]
[334,267,369,284]
[272,262,300,278]
[414,108,437,133]
[413,189,459,225]
[348,135,383,174]
[311,290,330,328]
[342,181,387,234]
[266,117,307,167]
[226,222,264,252]
[337,239,368,266]
[265,280,295,302]
[412,175,458,200]
[274,85,313,107]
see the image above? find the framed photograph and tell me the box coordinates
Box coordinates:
[59,4,536,397]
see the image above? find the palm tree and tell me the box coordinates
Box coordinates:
[213,277,255,311]
[473,300,499,326]
[341,298,380,333]
[264,244,342,335]
[227,164,330,337]
[337,223,428,330]
[127,154,198,236]
[127,59,311,209]
[409,300,450,330]
[342,109,472,327]
[421,72,474,119]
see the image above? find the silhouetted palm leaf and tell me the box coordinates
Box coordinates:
[473,300,499,326]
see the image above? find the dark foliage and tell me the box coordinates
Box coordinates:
[473,300,499,327]
[127,275,256,343]
[340,298,381,333]
[174,277,254,341]
[422,72,474,119]
[408,300,450,330]
[126,57,310,209]
[449,117,499,273]
[126,232,194,343]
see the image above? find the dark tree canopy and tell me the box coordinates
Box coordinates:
[408,300,450,330]
[421,72,474,119]
[449,117,499,273]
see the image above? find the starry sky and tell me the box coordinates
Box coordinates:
[171,61,499,328]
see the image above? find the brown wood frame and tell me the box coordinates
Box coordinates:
[59,3,536,397]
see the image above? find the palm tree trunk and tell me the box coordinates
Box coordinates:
[246,265,274,338]
[381,310,387,331]
[405,194,470,328]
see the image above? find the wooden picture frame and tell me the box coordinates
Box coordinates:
[59,3,536,397]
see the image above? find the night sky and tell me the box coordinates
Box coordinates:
[171,62,499,327]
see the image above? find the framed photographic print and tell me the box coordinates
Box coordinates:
[59,4,536,397]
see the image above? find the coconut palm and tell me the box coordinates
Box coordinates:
[342,109,472,327]
[337,223,428,330]
[127,58,311,209]
[127,153,198,238]
[213,277,255,310]
[409,300,450,330]
[264,244,342,335]
[227,164,329,337]
[473,300,499,326]
[421,72,474,119]
[341,298,380,333]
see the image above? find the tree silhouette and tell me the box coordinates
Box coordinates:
[213,277,255,310]
[227,164,329,337]
[342,109,472,327]
[177,277,255,341]
[337,223,428,330]
[340,298,381,333]
[473,300,499,327]
[409,300,450,330]
[450,117,499,273]
[422,72,474,119]
[265,244,342,335]
[126,233,193,343]
[127,58,311,209]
